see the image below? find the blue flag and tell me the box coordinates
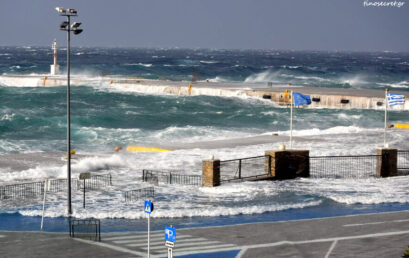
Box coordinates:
[293,92,312,106]
[387,93,405,106]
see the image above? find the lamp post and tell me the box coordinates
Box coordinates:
[56,7,83,215]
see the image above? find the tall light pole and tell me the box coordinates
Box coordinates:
[56,7,83,215]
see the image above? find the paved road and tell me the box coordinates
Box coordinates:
[1,210,409,257]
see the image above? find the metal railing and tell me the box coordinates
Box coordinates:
[0,181,44,200]
[0,174,112,200]
[69,219,101,241]
[124,187,155,202]
[398,150,409,175]
[220,155,268,182]
[48,178,70,192]
[310,155,380,178]
[142,170,202,186]
[76,174,112,191]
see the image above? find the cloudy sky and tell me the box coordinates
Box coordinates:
[0,0,408,51]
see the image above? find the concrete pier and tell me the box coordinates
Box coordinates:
[1,75,408,110]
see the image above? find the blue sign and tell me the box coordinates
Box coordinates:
[144,200,153,214]
[165,227,176,242]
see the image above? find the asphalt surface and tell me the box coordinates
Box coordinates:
[1,210,409,257]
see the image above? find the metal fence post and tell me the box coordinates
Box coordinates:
[238,159,242,179]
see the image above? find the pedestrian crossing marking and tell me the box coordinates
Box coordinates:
[103,232,238,256]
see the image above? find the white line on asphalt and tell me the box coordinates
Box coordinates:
[153,229,409,257]
[325,240,338,258]
[104,232,176,241]
[344,219,409,227]
[112,234,191,244]
[147,240,226,250]
[240,230,409,250]
[74,238,146,257]
[124,237,210,247]
[80,229,409,257]
[151,244,239,257]
[235,248,247,258]
[0,235,5,238]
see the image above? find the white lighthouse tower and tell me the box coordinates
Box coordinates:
[50,39,59,75]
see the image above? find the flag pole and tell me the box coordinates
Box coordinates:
[290,90,293,149]
[384,88,388,147]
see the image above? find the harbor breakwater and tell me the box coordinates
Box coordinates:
[1,75,408,110]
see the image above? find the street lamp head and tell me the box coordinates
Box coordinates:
[56,7,66,15]
[73,29,83,35]
[71,22,82,29]
[67,9,78,15]
[60,21,69,30]
[56,7,78,16]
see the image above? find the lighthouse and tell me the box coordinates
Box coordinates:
[50,39,59,75]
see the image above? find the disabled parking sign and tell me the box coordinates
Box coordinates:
[165,226,176,242]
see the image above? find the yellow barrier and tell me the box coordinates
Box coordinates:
[126,146,172,152]
[394,124,409,129]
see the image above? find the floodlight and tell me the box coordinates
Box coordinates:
[71,22,81,29]
[67,9,77,15]
[73,29,83,35]
[56,7,66,14]
[60,21,69,30]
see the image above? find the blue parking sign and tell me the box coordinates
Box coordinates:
[144,200,153,214]
[165,226,176,242]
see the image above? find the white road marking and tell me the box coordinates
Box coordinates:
[240,230,409,249]
[0,235,5,238]
[171,229,409,257]
[74,238,146,257]
[79,230,409,257]
[104,232,169,241]
[343,219,409,227]
[112,234,191,244]
[104,232,239,257]
[235,248,248,258]
[148,240,226,250]
[124,237,210,247]
[151,244,239,257]
[325,240,338,258]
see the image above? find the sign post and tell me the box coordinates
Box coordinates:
[165,226,176,258]
[144,200,154,258]
[41,179,50,230]
[79,172,91,209]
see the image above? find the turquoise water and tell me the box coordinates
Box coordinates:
[1,84,405,154]
[1,47,409,228]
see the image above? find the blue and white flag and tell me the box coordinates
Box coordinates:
[387,93,405,106]
[293,92,312,106]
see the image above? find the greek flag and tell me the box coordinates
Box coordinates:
[293,92,312,106]
[387,93,405,106]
